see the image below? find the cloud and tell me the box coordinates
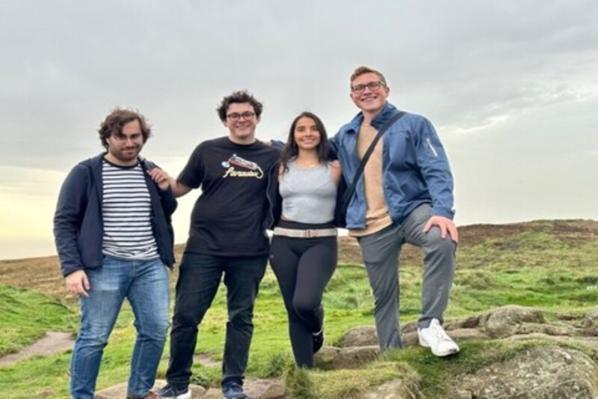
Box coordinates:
[1,0,598,257]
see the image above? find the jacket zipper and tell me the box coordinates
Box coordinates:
[426,138,438,157]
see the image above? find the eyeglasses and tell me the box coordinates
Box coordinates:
[226,111,256,121]
[351,81,386,93]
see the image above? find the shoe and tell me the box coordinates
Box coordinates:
[157,384,191,399]
[417,318,460,357]
[312,330,324,354]
[222,381,250,399]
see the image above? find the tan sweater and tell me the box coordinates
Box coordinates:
[349,123,393,237]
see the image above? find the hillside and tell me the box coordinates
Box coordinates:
[0,219,597,398]
[2,219,596,298]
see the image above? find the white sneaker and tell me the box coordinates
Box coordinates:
[417,319,460,357]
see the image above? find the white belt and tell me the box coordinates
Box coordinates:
[273,227,337,238]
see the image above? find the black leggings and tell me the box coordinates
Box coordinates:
[269,220,337,368]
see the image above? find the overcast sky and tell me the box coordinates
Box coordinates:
[1,0,597,259]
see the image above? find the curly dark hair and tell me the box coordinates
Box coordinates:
[279,112,329,173]
[216,90,263,122]
[98,108,151,149]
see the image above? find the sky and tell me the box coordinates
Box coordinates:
[1,0,597,259]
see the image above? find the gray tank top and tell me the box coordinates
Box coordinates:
[279,160,337,223]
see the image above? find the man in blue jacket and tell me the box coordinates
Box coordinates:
[335,66,460,357]
[53,108,177,398]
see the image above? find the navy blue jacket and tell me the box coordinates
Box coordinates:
[333,102,455,229]
[53,153,177,277]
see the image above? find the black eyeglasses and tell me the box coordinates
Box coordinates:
[351,81,385,93]
[226,111,256,121]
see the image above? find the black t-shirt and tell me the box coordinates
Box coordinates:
[179,136,280,256]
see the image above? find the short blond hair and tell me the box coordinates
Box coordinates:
[350,66,387,86]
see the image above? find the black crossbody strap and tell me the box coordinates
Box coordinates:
[343,111,406,205]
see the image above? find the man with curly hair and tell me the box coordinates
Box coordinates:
[54,108,177,399]
[151,91,280,399]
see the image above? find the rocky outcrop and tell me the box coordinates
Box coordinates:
[450,347,598,399]
[338,326,378,347]
[318,305,598,398]
[316,345,381,369]
[359,379,421,399]
[97,306,598,398]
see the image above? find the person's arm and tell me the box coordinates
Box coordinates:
[329,160,342,185]
[148,168,191,198]
[413,117,458,242]
[53,165,95,295]
[53,165,87,277]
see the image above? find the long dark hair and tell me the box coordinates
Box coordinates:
[280,112,329,173]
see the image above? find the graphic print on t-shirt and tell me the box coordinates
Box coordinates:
[221,153,264,179]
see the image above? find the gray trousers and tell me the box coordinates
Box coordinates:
[357,204,456,350]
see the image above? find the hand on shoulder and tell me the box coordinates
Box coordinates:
[147,167,172,191]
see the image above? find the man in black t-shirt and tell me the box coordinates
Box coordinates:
[151,91,279,399]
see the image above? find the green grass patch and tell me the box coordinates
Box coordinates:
[0,284,78,356]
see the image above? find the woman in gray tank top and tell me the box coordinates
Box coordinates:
[269,112,341,368]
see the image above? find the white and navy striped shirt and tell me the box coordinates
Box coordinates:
[102,159,158,260]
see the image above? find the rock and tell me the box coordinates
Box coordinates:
[451,347,598,399]
[506,333,598,351]
[314,346,341,368]
[445,315,482,330]
[95,380,205,399]
[339,326,378,347]
[516,322,576,336]
[203,388,222,398]
[359,379,421,399]
[481,305,545,338]
[449,328,487,341]
[202,378,285,399]
[401,331,419,347]
[315,345,381,369]
[400,321,418,334]
[244,378,285,399]
[582,308,598,327]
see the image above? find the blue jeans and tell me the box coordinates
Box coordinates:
[70,256,170,399]
[165,253,267,389]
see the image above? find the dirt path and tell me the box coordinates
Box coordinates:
[0,331,74,367]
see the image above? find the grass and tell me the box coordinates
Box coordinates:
[0,219,596,398]
[0,285,78,356]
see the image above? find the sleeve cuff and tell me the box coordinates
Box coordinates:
[432,207,455,220]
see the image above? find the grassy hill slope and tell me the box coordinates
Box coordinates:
[0,219,596,398]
